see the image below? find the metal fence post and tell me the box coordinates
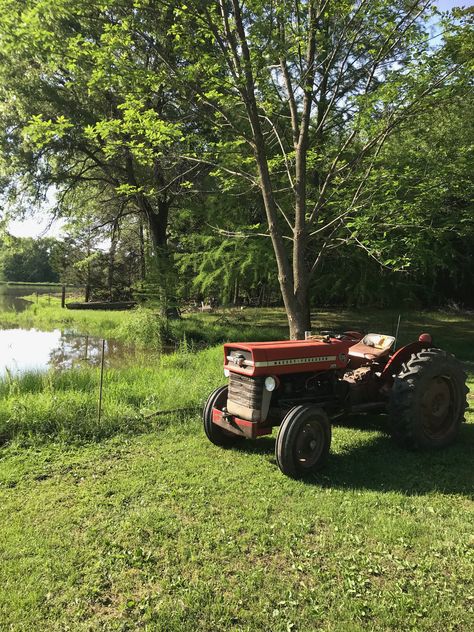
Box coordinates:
[97,339,106,425]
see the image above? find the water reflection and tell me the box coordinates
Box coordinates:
[0,328,143,376]
[0,285,60,312]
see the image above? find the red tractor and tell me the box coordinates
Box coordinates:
[203,330,468,478]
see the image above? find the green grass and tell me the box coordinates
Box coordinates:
[0,296,289,347]
[0,309,473,630]
[2,293,474,356]
[0,409,473,631]
[0,296,135,341]
[0,346,225,445]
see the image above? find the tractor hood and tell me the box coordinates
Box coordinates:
[224,338,354,377]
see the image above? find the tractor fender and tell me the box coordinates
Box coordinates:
[381,341,432,386]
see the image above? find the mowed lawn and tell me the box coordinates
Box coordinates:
[0,309,473,631]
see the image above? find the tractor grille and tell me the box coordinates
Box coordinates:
[228,373,264,409]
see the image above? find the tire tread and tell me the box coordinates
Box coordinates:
[389,347,468,449]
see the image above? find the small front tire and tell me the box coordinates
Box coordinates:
[275,406,331,478]
[203,385,242,447]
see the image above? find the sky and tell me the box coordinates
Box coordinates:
[7,187,66,239]
[437,0,473,8]
[8,215,66,239]
[6,0,473,241]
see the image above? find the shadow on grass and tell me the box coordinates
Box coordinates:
[322,425,474,497]
[232,424,474,497]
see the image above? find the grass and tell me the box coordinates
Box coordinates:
[0,346,224,445]
[0,296,289,347]
[0,307,473,630]
[1,412,473,631]
[1,292,474,354]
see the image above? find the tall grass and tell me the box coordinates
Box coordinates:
[0,346,225,445]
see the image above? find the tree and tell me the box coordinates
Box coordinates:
[0,0,206,307]
[0,235,60,282]
[167,0,465,337]
[0,1,471,323]
[354,14,474,307]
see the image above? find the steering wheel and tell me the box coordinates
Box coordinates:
[320,330,362,341]
[320,330,338,338]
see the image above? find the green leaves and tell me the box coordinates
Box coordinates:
[22,115,73,149]
[84,99,183,163]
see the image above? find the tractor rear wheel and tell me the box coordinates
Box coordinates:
[275,406,331,478]
[203,385,242,447]
[389,348,468,449]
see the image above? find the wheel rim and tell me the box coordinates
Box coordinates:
[206,388,236,439]
[420,376,454,440]
[294,421,325,469]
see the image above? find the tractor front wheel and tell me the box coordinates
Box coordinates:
[275,406,331,478]
[203,385,243,447]
[389,348,468,449]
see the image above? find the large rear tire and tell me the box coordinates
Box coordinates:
[389,348,468,449]
[203,385,243,447]
[275,406,331,478]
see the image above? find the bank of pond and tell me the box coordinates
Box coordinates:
[0,327,147,376]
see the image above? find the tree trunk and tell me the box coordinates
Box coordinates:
[145,198,169,252]
[233,275,239,305]
[138,218,146,281]
[286,293,311,340]
[230,0,313,339]
[140,196,175,317]
[125,150,173,311]
[85,235,91,302]
[108,219,118,301]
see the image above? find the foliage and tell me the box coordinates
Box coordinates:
[359,90,474,306]
[0,1,473,318]
[116,307,169,349]
[176,233,279,305]
[0,0,203,305]
[164,0,468,336]
[0,235,60,283]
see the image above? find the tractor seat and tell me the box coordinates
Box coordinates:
[348,333,395,361]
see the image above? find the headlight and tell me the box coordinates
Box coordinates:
[224,368,230,377]
[265,376,277,391]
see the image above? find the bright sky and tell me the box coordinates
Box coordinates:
[6,0,473,241]
[7,186,66,239]
[8,215,66,239]
[437,0,473,8]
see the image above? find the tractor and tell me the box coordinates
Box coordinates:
[203,329,468,478]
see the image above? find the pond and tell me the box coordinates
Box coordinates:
[0,285,163,376]
[0,284,61,312]
[0,327,147,376]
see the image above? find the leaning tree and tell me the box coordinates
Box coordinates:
[0,0,208,305]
